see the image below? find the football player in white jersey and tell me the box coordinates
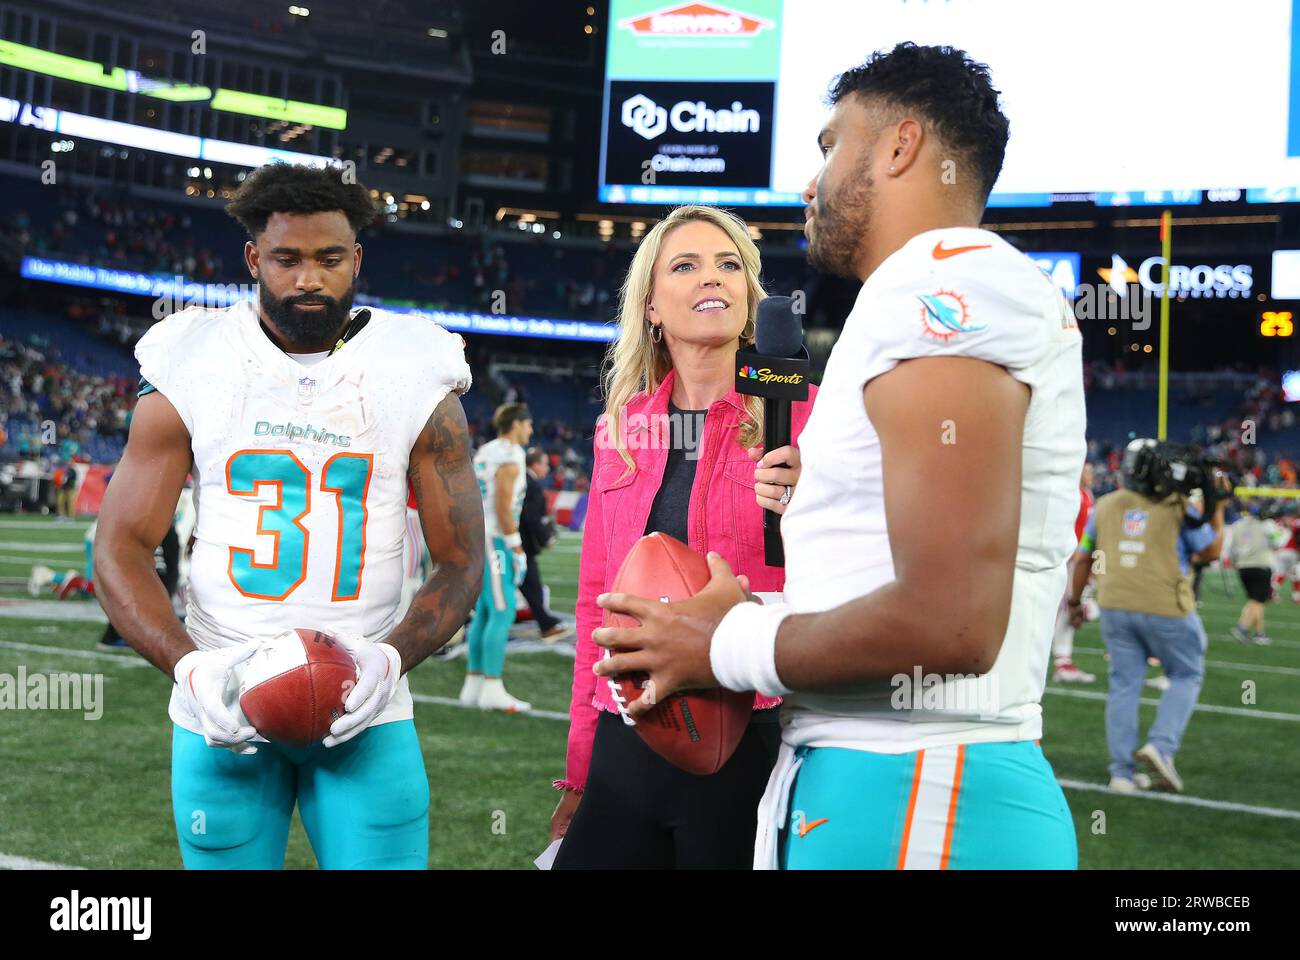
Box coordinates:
[460,402,533,712]
[592,43,1085,869]
[95,163,484,869]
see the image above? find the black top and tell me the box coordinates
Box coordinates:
[644,402,708,543]
[520,472,555,557]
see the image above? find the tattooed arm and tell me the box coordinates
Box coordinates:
[385,392,485,673]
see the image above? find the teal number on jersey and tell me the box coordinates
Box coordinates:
[225,449,374,602]
[227,450,310,600]
[322,453,373,601]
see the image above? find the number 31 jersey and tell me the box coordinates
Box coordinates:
[135,301,471,735]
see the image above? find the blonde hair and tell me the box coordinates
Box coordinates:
[601,205,765,475]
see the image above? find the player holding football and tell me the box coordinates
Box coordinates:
[95,163,484,869]
[459,402,533,712]
[593,44,1086,869]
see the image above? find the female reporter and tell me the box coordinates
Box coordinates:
[550,205,816,868]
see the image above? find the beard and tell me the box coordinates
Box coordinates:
[259,281,356,350]
[807,161,875,279]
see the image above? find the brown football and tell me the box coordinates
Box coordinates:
[605,532,753,775]
[238,628,357,746]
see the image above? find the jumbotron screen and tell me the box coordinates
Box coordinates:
[599,0,1299,208]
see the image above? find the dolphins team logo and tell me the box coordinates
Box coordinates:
[917,290,984,343]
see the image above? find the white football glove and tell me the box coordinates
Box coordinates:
[173,644,260,754]
[512,549,528,587]
[323,635,403,748]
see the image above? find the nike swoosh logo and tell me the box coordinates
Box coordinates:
[799,817,829,838]
[932,241,991,260]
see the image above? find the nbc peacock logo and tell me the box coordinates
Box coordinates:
[738,364,759,379]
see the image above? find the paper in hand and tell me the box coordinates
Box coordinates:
[534,837,563,870]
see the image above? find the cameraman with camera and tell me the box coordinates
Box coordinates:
[1068,439,1230,793]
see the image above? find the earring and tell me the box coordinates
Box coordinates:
[650,324,663,344]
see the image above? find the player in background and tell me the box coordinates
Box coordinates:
[459,402,533,712]
[1052,461,1097,683]
[592,44,1085,869]
[1269,505,1300,602]
[94,163,484,869]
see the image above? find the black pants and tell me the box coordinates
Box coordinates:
[519,550,559,632]
[1239,566,1272,603]
[554,707,781,869]
[101,525,180,645]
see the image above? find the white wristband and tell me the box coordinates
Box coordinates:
[710,601,794,697]
[502,532,522,549]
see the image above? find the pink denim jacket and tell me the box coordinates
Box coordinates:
[556,368,817,792]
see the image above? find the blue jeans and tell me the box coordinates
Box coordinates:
[1098,607,1206,779]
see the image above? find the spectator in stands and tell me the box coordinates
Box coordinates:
[551,204,816,868]
[519,447,571,642]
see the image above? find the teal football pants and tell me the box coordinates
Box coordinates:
[779,740,1077,869]
[466,535,516,677]
[171,719,429,869]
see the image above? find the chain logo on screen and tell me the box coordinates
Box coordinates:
[1099,254,1253,299]
[621,93,760,141]
[738,364,802,385]
[917,291,985,343]
[617,3,775,37]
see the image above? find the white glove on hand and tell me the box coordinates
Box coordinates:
[512,550,528,587]
[173,644,260,754]
[323,635,403,748]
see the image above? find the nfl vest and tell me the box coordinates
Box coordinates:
[1093,488,1194,618]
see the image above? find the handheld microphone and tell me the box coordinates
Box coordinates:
[734,296,810,567]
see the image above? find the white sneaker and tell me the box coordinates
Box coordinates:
[458,673,484,706]
[1108,773,1153,793]
[1145,675,1171,691]
[477,677,531,714]
[1053,660,1097,684]
[1136,743,1183,793]
[26,564,54,597]
[539,624,574,643]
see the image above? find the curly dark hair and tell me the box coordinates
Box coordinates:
[827,43,1009,206]
[225,162,376,239]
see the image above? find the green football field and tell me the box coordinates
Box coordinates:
[0,516,1297,869]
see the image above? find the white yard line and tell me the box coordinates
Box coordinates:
[0,639,148,667]
[0,853,83,870]
[0,520,90,529]
[411,693,568,722]
[1045,685,1300,721]
[0,541,83,553]
[1056,778,1300,820]
[0,554,83,564]
[1073,646,1300,677]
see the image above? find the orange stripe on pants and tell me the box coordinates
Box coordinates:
[896,749,926,870]
[939,744,966,869]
